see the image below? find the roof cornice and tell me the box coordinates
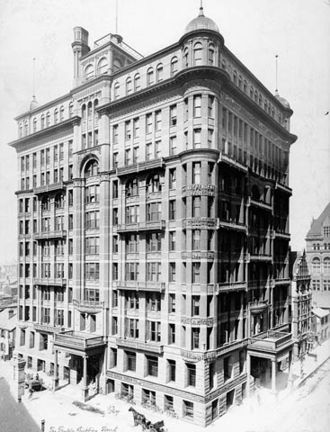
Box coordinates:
[8,116,80,151]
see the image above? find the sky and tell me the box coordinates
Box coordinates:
[0,0,329,264]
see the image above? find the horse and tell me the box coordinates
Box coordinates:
[128,406,146,427]
[149,420,165,432]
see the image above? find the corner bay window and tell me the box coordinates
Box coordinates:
[125,263,139,281]
[84,263,99,280]
[146,202,161,222]
[125,318,139,338]
[147,320,161,342]
[146,232,161,252]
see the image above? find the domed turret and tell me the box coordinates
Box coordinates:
[29,95,38,111]
[274,91,291,109]
[184,5,219,34]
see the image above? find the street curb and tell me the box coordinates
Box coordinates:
[295,355,330,388]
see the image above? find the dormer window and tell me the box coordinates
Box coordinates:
[156,63,163,82]
[46,112,50,127]
[170,57,178,76]
[134,73,141,91]
[184,48,189,67]
[54,108,59,124]
[147,67,154,86]
[114,82,120,99]
[97,57,108,75]
[41,115,45,129]
[324,226,330,237]
[33,117,37,132]
[85,64,94,80]
[60,106,64,121]
[69,102,74,118]
[126,77,132,95]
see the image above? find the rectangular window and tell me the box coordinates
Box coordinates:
[169,262,176,282]
[193,128,201,148]
[169,168,176,189]
[147,321,161,342]
[169,323,176,344]
[169,200,176,220]
[192,162,201,184]
[155,110,162,132]
[168,360,176,382]
[147,356,158,377]
[169,105,177,127]
[126,351,136,372]
[187,363,196,386]
[146,113,153,134]
[193,95,201,117]
[192,328,200,349]
[169,231,176,251]
[192,262,201,283]
[169,136,177,156]
[169,294,176,313]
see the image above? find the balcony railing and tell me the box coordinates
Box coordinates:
[73,299,104,312]
[181,184,216,197]
[249,331,293,351]
[116,281,165,292]
[183,217,219,229]
[117,220,165,233]
[34,230,67,240]
[33,182,66,195]
[34,278,66,287]
[54,330,105,350]
[116,337,163,354]
[34,323,63,333]
[116,158,164,177]
[216,281,247,293]
[181,251,215,260]
[218,220,247,232]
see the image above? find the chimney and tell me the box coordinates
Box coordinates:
[72,27,90,87]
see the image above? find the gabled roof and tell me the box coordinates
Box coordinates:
[306,201,330,238]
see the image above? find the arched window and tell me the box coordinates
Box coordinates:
[60,106,65,120]
[41,114,45,129]
[85,64,94,80]
[208,43,215,65]
[84,160,99,178]
[126,179,139,197]
[19,123,23,137]
[193,42,203,65]
[114,82,120,99]
[69,102,74,118]
[324,258,330,273]
[233,71,237,84]
[312,258,320,272]
[170,57,178,76]
[97,57,108,75]
[243,80,247,92]
[55,193,65,209]
[33,117,37,132]
[24,121,28,135]
[94,99,99,127]
[156,63,163,82]
[184,48,189,67]
[147,174,161,193]
[54,108,59,123]
[134,73,141,91]
[87,102,92,119]
[147,67,154,86]
[126,77,132,95]
[46,112,50,127]
[81,104,86,123]
[254,90,258,102]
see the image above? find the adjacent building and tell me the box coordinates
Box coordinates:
[305,202,330,309]
[290,251,313,358]
[312,307,329,343]
[0,306,17,361]
[9,6,297,426]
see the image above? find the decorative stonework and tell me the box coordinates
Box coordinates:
[181,317,214,326]
[183,217,219,229]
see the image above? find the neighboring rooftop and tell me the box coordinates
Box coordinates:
[185,5,220,34]
[306,201,330,239]
[313,307,330,319]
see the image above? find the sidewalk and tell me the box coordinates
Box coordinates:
[0,339,329,432]
[291,338,330,388]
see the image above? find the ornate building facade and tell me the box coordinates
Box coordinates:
[10,6,296,426]
[290,251,313,358]
[305,202,330,309]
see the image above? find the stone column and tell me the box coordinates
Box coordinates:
[246,352,251,397]
[271,359,276,393]
[53,349,59,391]
[82,355,88,401]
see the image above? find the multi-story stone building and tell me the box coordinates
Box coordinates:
[9,6,297,426]
[290,251,313,358]
[306,202,330,309]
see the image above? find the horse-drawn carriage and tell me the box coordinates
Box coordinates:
[129,406,165,432]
